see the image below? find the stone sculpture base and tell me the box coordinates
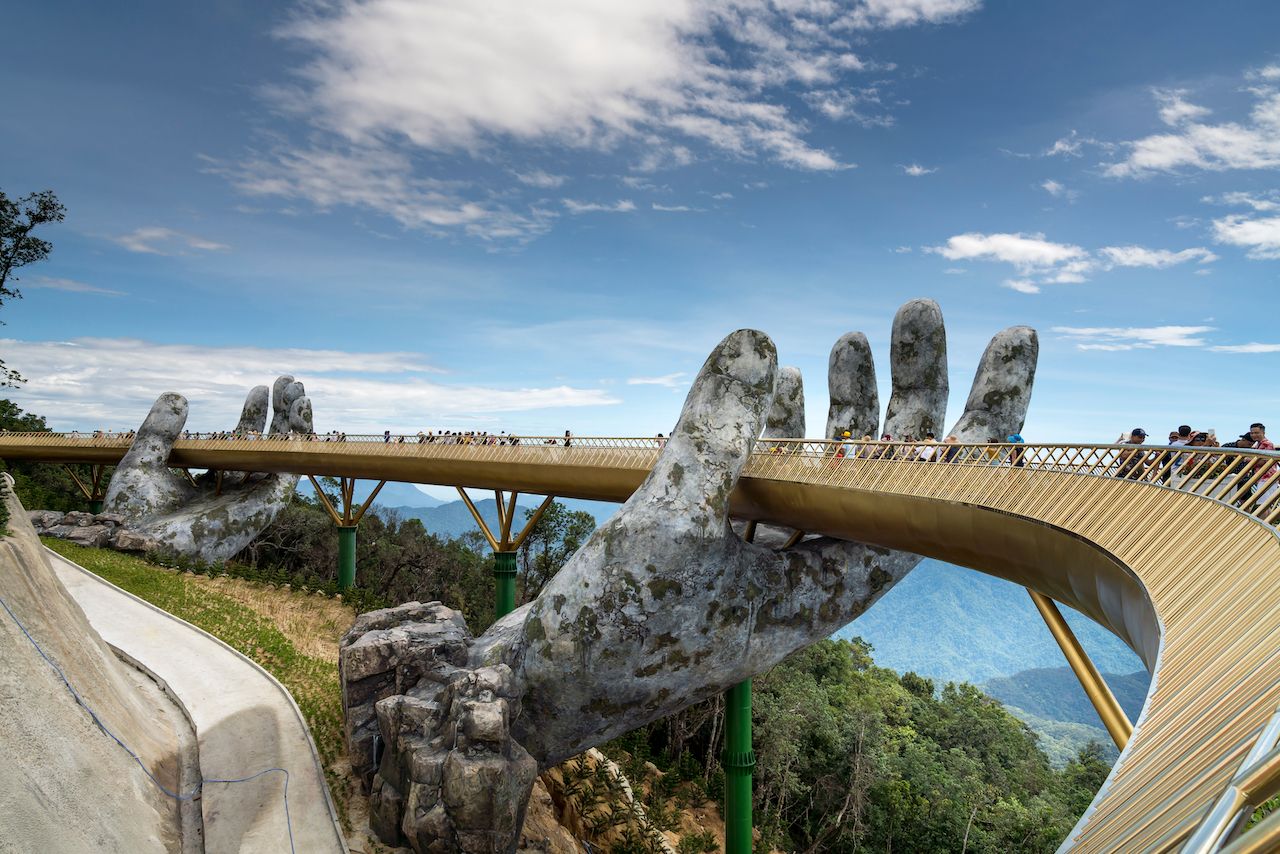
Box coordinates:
[340,602,538,853]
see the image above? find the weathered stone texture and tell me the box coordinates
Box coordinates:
[97,378,312,562]
[340,601,538,854]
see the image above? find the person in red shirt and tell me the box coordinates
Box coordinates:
[1247,422,1278,514]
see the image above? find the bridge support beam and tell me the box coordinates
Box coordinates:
[457,488,555,621]
[309,475,386,591]
[724,679,755,854]
[64,463,109,514]
[1028,589,1133,749]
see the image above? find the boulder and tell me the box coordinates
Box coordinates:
[64,525,112,548]
[341,602,537,853]
[112,529,163,553]
[26,510,63,531]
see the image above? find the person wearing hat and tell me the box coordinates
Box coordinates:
[1116,428,1149,479]
[1005,433,1026,467]
[840,430,856,459]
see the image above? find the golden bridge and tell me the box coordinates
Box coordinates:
[4,432,1280,853]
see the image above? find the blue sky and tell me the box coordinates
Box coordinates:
[4,0,1279,453]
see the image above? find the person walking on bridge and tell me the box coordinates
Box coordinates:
[1116,428,1149,479]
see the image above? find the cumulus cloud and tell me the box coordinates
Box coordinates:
[929,231,1219,290]
[627,371,687,387]
[928,232,1088,269]
[900,163,937,176]
[1211,342,1280,353]
[514,170,569,188]
[1212,214,1280,259]
[23,276,126,297]
[1002,279,1040,294]
[2,338,618,432]
[562,199,637,214]
[1052,326,1216,351]
[844,0,981,29]
[112,227,229,255]
[1106,75,1280,177]
[651,203,703,212]
[224,0,979,241]
[1098,245,1218,268]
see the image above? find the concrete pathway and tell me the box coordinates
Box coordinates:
[49,550,347,854]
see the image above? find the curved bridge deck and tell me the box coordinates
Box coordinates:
[5,433,1280,851]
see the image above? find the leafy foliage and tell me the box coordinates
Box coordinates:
[0,189,65,386]
[0,399,112,512]
[609,639,1112,853]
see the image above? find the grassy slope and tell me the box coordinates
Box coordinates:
[41,538,358,831]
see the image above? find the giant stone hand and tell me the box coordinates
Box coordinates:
[104,376,313,562]
[344,301,1037,852]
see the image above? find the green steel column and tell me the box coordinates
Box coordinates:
[337,525,357,590]
[88,499,104,514]
[724,679,755,854]
[494,550,518,619]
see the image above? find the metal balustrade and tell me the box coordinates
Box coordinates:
[4,430,1280,851]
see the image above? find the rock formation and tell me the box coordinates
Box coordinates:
[343,301,1039,853]
[0,475,181,852]
[102,377,313,563]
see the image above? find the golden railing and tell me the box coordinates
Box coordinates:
[4,431,1280,852]
[8,432,1278,527]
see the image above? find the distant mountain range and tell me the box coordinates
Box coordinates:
[309,481,1150,764]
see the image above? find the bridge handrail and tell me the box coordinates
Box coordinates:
[4,433,1278,526]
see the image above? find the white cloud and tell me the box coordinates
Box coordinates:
[211,147,557,242]
[1040,130,1112,158]
[1052,325,1216,351]
[900,163,937,176]
[1098,245,1218,268]
[843,0,982,29]
[1212,214,1280,259]
[1041,179,1065,196]
[711,191,734,200]
[23,276,126,297]
[1203,191,1280,212]
[112,227,229,255]
[943,267,965,274]
[893,245,913,253]
[2,338,619,432]
[1002,279,1040,294]
[1248,64,1280,82]
[1204,191,1280,260]
[1106,76,1280,177]
[651,203,702,212]
[221,0,981,240]
[1211,342,1280,353]
[928,232,1088,269]
[627,371,687,388]
[1156,89,1211,126]
[562,199,637,215]
[514,170,569,188]
[930,231,1227,289]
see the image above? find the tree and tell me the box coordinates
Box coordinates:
[516,500,596,602]
[1,189,66,386]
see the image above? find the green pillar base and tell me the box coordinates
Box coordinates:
[337,525,357,590]
[494,550,518,619]
[724,679,754,854]
[88,499,105,515]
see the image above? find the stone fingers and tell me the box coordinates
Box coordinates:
[946,326,1038,442]
[269,376,307,435]
[883,299,948,440]
[825,331,879,440]
[103,392,191,518]
[235,385,269,435]
[764,366,805,439]
[629,328,777,537]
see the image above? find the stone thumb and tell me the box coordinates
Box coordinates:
[631,329,777,537]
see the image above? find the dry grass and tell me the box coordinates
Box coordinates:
[182,574,355,663]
